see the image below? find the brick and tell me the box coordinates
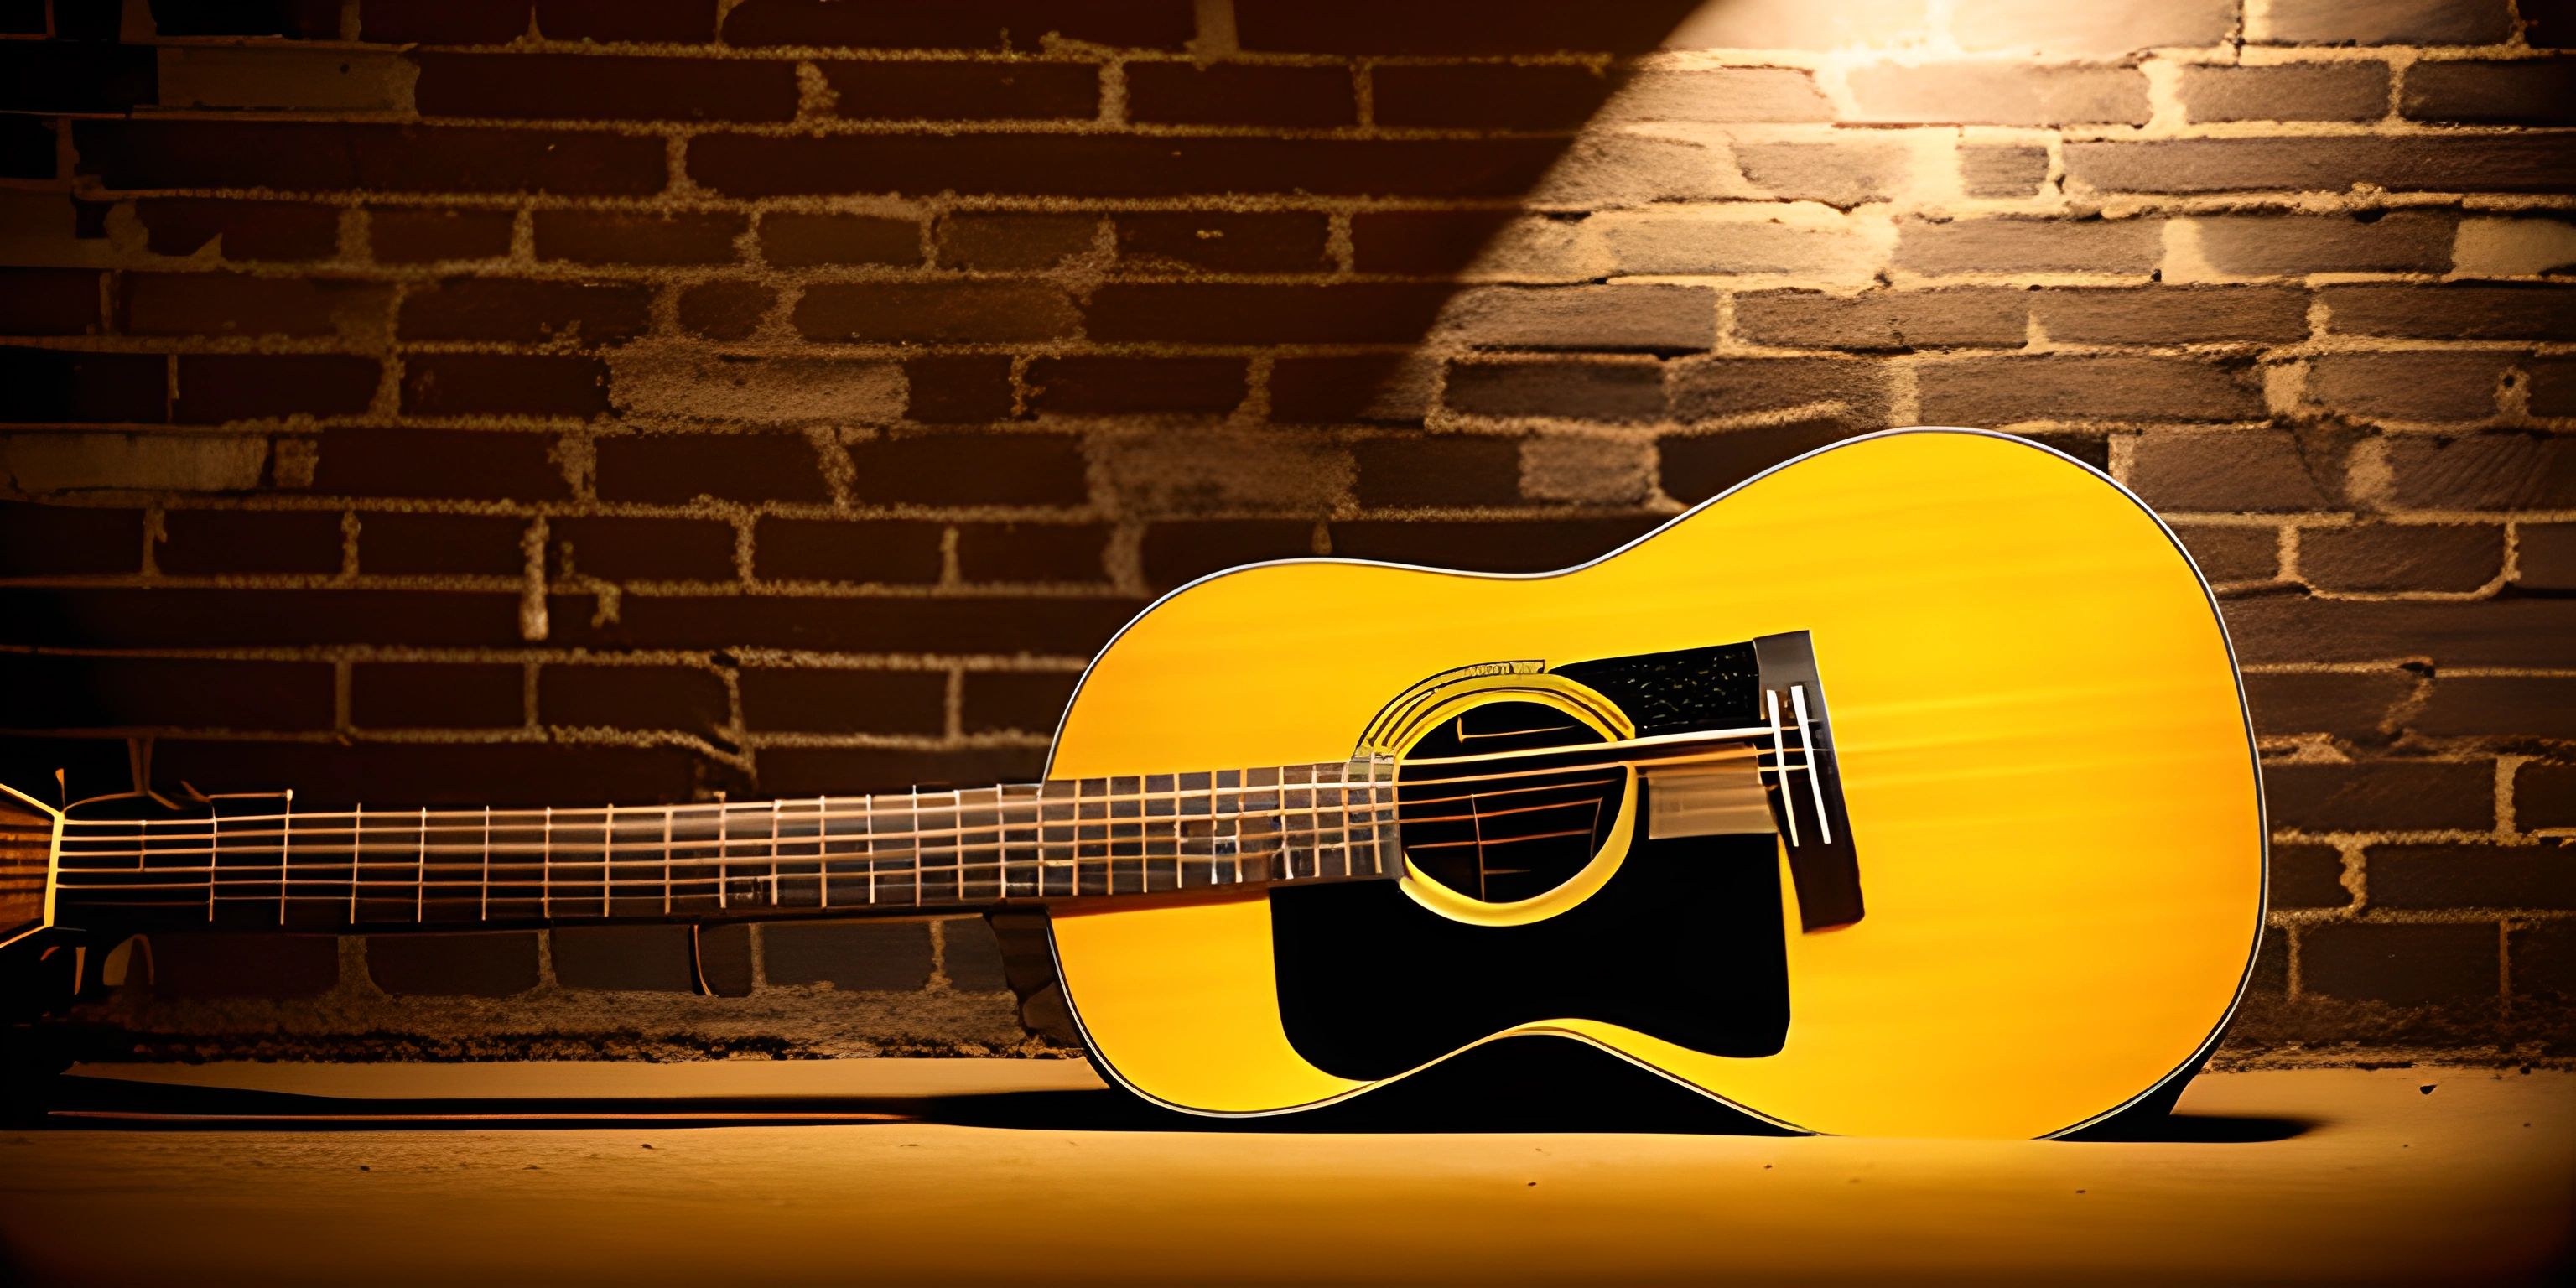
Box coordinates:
[534,210,746,265]
[1329,515,1659,574]
[541,662,727,730]
[1,654,334,730]
[369,207,515,263]
[1372,64,1616,131]
[133,198,340,262]
[763,920,932,990]
[1734,289,2027,351]
[2533,0,2576,48]
[122,273,388,339]
[360,0,532,42]
[739,667,946,735]
[1928,354,2265,427]
[1084,281,1452,345]
[844,432,1088,506]
[2321,284,2576,341]
[368,933,542,998]
[0,502,143,575]
[2255,0,2515,44]
[795,282,1078,343]
[1237,0,1712,54]
[353,662,525,729]
[156,47,410,112]
[2521,522,2576,590]
[397,278,654,347]
[418,54,797,122]
[754,517,944,584]
[2031,287,2310,345]
[1669,357,1887,425]
[1660,421,1867,502]
[1140,518,1317,589]
[1958,144,2049,198]
[607,353,902,423]
[2370,839,2576,911]
[2307,351,2511,423]
[2513,919,2576,1000]
[358,512,527,575]
[2454,215,2576,278]
[148,0,342,37]
[2264,759,2496,833]
[2222,595,2576,668]
[822,60,1099,121]
[1352,210,1539,276]
[1352,436,1522,508]
[1441,285,1717,353]
[550,516,736,582]
[935,212,1098,270]
[688,133,1566,200]
[0,269,101,336]
[2416,677,2576,740]
[1599,68,1833,123]
[2127,429,2350,512]
[1023,356,1245,416]
[1270,355,1438,423]
[548,924,699,993]
[1,434,277,493]
[1124,62,1355,127]
[1896,217,2159,275]
[536,0,717,43]
[2170,523,2282,584]
[2192,211,2455,276]
[174,355,381,423]
[75,122,667,196]
[723,0,1193,51]
[2064,136,2576,195]
[158,508,343,576]
[1,117,55,179]
[149,933,336,1000]
[677,281,775,340]
[759,213,922,267]
[2303,921,2498,1006]
[1950,0,2236,55]
[2381,434,2576,511]
[955,522,1112,583]
[1115,212,1331,273]
[2535,357,2576,417]
[1733,141,1911,207]
[0,41,155,115]
[0,348,165,424]
[314,428,568,501]
[2242,671,2414,741]
[1846,64,2148,127]
[401,354,610,418]
[2518,762,2576,831]
[147,735,704,808]
[904,355,1015,423]
[2270,843,2352,910]
[2301,524,2502,593]
[940,915,1010,990]
[2180,63,2392,123]
[548,593,1143,657]
[963,670,1078,734]
[1445,359,1666,423]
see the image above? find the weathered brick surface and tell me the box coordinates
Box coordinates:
[1,0,2564,1067]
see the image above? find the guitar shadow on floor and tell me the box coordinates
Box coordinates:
[20,1037,2316,1142]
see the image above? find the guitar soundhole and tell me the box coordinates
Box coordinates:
[1396,701,1623,904]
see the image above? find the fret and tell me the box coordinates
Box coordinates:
[278,790,293,926]
[348,802,362,923]
[413,806,428,923]
[480,805,494,922]
[1039,778,1077,898]
[205,802,221,923]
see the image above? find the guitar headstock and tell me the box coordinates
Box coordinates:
[0,781,60,950]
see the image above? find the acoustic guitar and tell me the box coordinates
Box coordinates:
[0,428,2266,1139]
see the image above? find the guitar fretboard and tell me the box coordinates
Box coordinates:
[50,759,1400,930]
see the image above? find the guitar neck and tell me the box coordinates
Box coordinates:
[49,759,1401,932]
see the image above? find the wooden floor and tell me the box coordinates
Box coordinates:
[2,1060,2568,1285]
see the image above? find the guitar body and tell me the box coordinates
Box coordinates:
[1043,428,2264,1139]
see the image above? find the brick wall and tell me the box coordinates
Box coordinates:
[1,0,2569,1066]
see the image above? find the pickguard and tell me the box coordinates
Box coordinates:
[1270,797,1789,1082]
